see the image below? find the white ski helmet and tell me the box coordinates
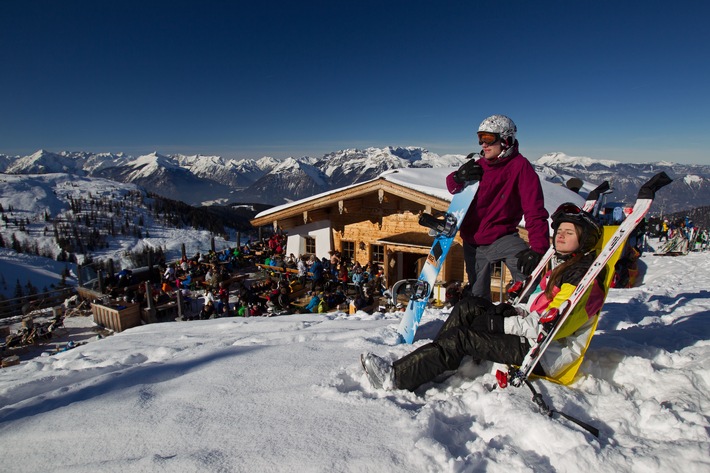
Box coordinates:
[478,114,517,149]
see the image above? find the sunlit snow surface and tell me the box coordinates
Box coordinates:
[0,250,708,472]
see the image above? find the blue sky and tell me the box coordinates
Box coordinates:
[1,1,708,164]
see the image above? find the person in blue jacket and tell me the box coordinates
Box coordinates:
[309,256,324,292]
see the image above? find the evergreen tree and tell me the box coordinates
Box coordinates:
[26,280,38,296]
[11,233,21,253]
[14,279,24,298]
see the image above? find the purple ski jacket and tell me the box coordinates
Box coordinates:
[446,146,549,254]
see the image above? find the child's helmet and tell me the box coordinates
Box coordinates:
[551,203,602,253]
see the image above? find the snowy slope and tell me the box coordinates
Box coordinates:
[0,250,708,472]
[0,174,241,295]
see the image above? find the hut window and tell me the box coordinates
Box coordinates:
[305,236,316,255]
[492,262,503,279]
[341,241,355,262]
[370,244,384,264]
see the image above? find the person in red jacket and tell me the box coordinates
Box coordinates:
[361,204,605,391]
[446,115,549,300]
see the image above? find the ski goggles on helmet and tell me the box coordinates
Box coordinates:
[551,202,602,247]
[551,203,582,222]
[477,132,500,146]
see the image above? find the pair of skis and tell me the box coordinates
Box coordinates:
[506,172,672,389]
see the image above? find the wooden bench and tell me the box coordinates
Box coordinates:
[255,264,313,279]
[77,286,104,301]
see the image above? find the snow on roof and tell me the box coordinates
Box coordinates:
[379,167,454,200]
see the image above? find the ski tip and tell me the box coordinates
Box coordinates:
[638,172,673,199]
[587,180,610,200]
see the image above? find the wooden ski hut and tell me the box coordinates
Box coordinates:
[250,167,538,300]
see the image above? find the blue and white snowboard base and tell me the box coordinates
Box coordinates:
[396,182,479,344]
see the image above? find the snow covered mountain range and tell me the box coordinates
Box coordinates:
[0,148,462,206]
[536,152,710,213]
[1,148,708,212]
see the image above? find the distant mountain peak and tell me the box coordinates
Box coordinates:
[536,152,621,168]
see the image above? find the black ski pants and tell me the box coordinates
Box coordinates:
[392,297,532,391]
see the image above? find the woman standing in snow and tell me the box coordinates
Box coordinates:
[362,204,605,391]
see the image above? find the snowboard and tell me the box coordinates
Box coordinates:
[396,181,479,344]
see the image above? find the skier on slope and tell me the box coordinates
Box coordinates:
[447,114,550,300]
[362,204,605,391]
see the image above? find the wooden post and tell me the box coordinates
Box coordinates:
[108,259,115,279]
[77,264,84,286]
[211,236,215,252]
[181,243,186,260]
[148,249,154,283]
[177,289,183,319]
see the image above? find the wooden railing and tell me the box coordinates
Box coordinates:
[0,287,76,322]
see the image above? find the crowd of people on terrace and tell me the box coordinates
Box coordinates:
[103,233,387,320]
[246,234,387,316]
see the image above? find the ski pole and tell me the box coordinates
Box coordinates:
[524,380,600,438]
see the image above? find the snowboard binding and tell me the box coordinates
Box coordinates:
[419,212,458,238]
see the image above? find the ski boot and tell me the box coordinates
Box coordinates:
[360,352,394,390]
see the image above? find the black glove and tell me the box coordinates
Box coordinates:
[453,159,483,184]
[492,303,518,317]
[515,249,544,276]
